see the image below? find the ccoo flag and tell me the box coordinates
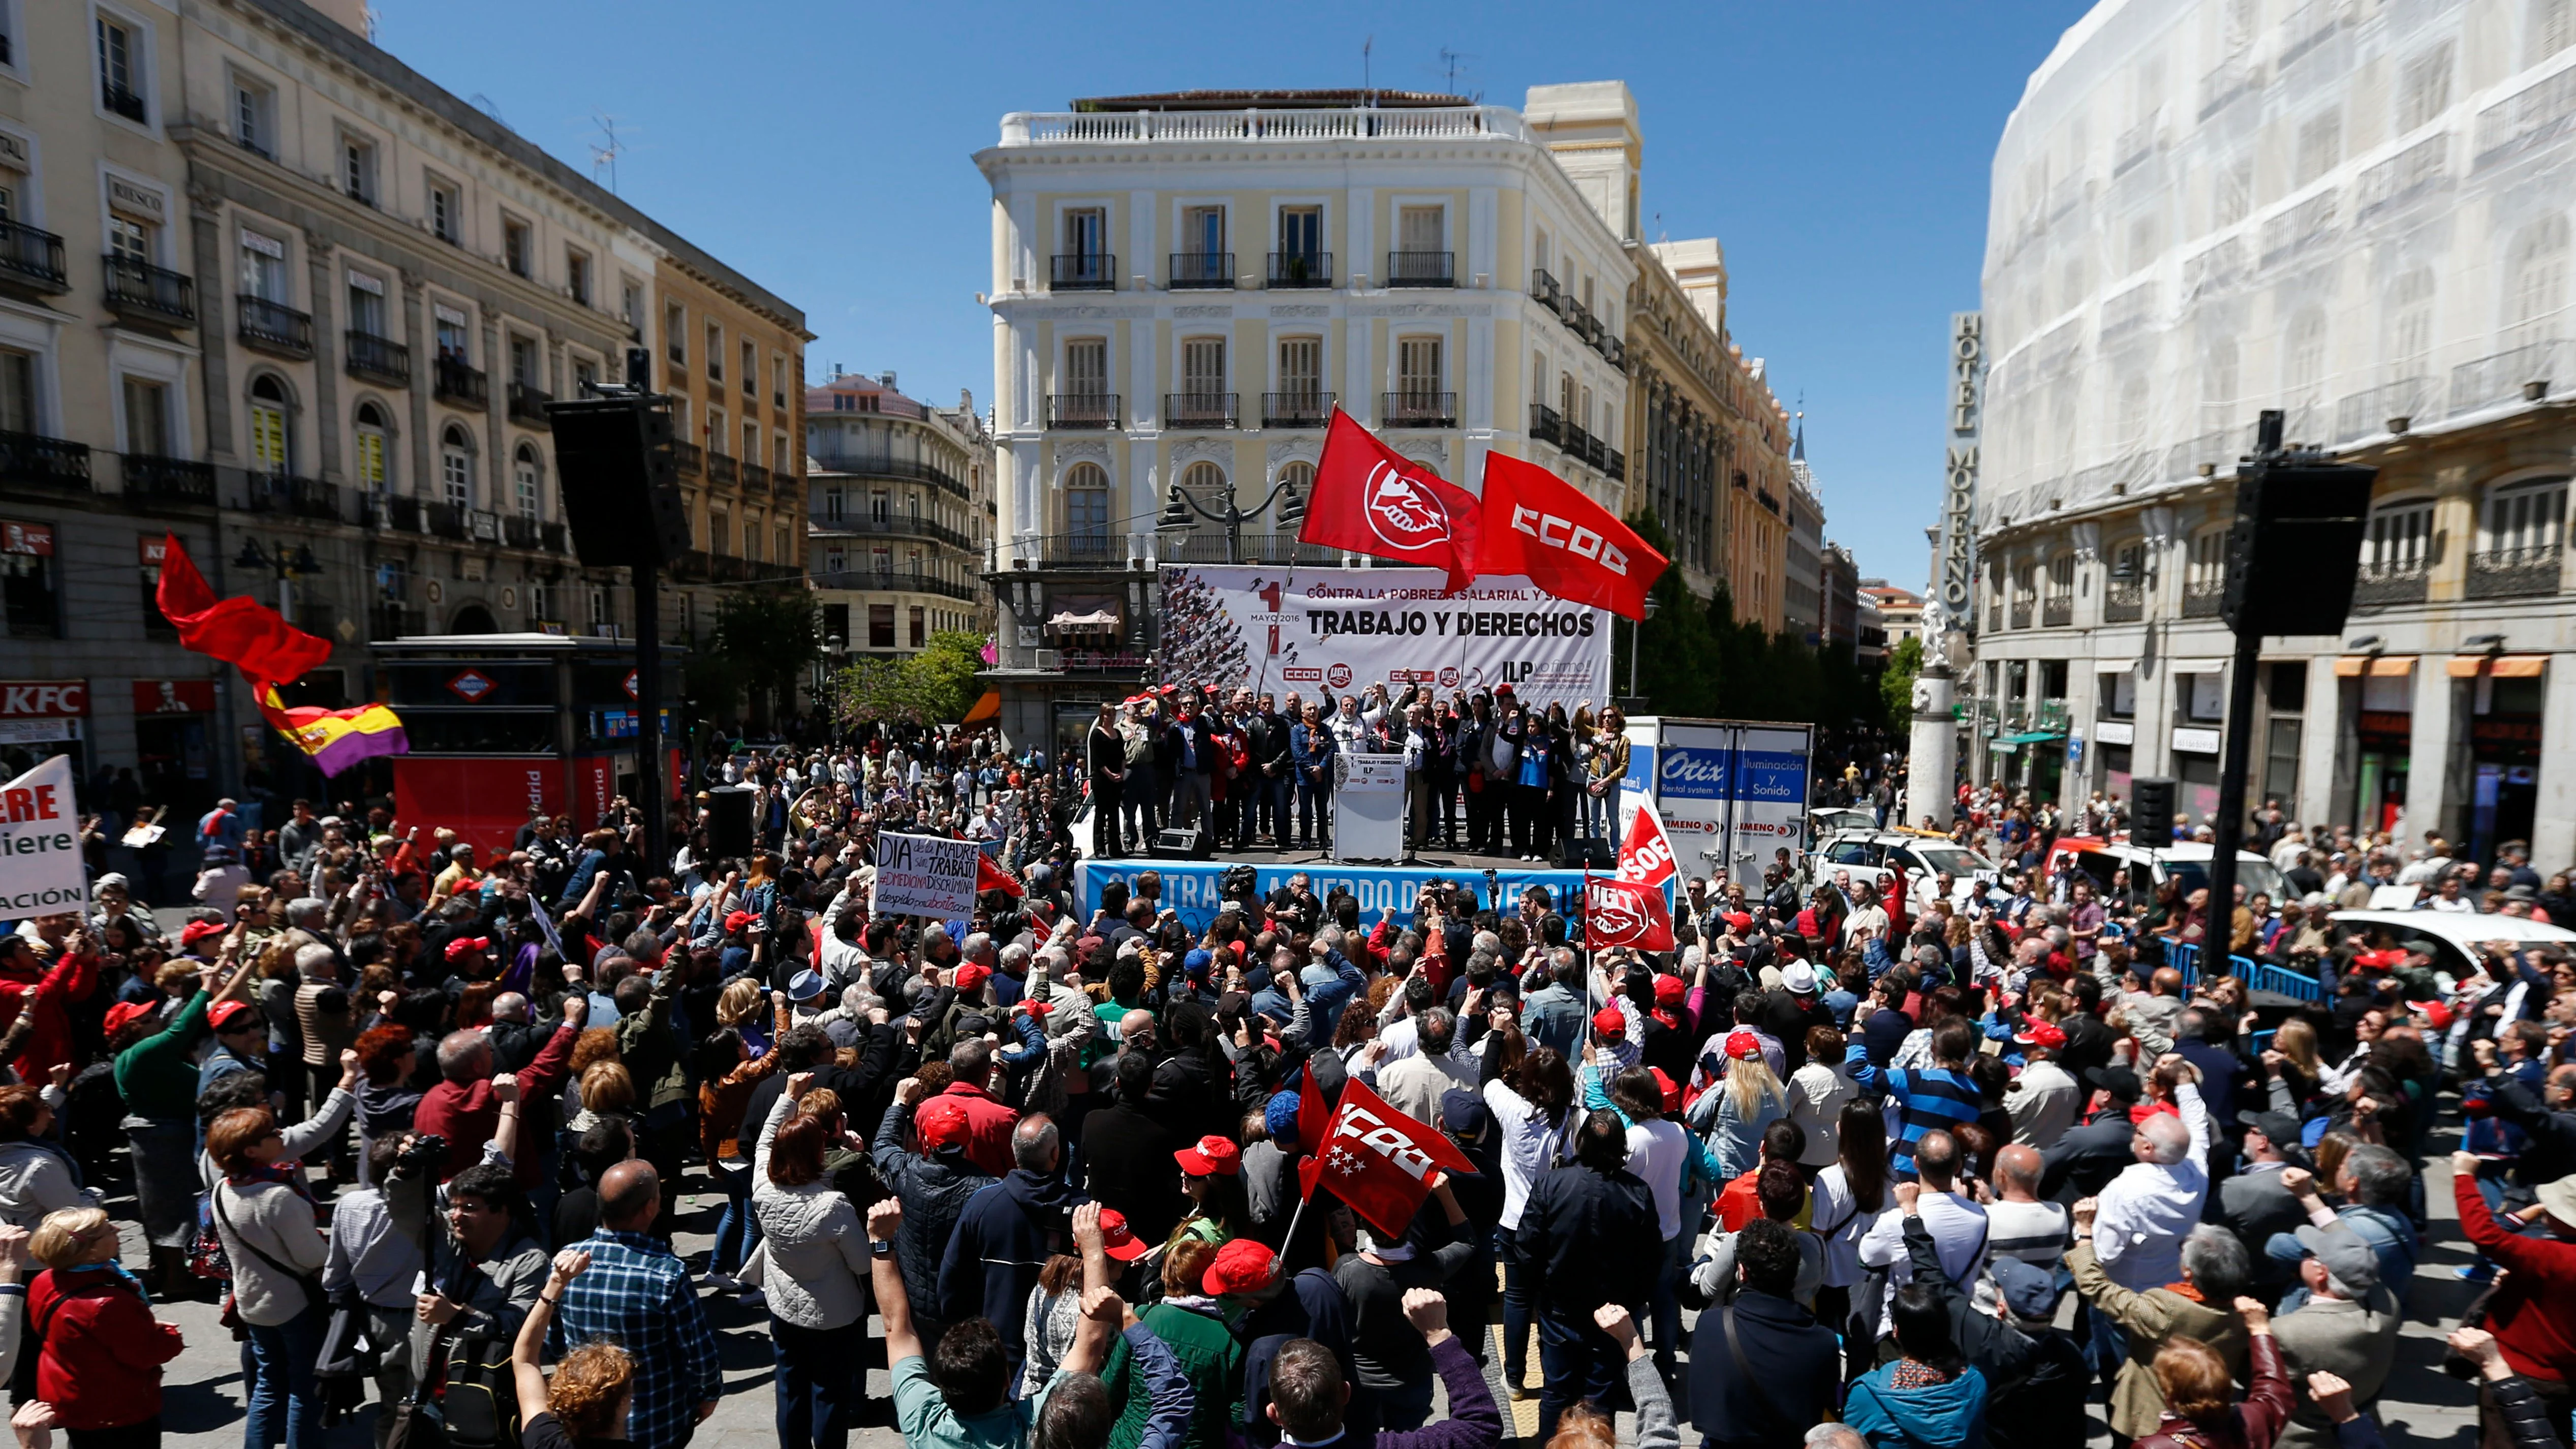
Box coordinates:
[1294,1073,1479,1241]
[1298,408,1481,591]
[1473,451,1667,620]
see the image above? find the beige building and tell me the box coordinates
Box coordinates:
[805,370,996,663]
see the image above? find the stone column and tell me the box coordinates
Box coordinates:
[303,233,343,482]
[400,273,432,500]
[481,316,506,512]
[2403,656,2459,847]
[2532,656,2576,868]
[189,187,236,463]
[1908,657,1958,828]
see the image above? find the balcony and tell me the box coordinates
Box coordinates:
[1168,252,1234,289]
[1386,251,1453,288]
[501,513,541,548]
[2182,582,2225,618]
[1267,252,1333,288]
[1047,393,1121,429]
[1262,391,1334,427]
[1164,392,1238,429]
[102,83,146,122]
[1530,402,1562,446]
[708,452,737,486]
[237,471,339,522]
[432,355,488,407]
[2042,596,2073,627]
[1531,267,1562,307]
[808,568,985,602]
[2010,600,2034,629]
[2350,557,2430,610]
[236,296,313,358]
[121,452,214,511]
[2467,545,2561,599]
[507,381,553,426]
[1157,533,1344,566]
[468,509,501,543]
[542,521,567,552]
[809,453,971,499]
[2450,340,2568,416]
[811,510,978,551]
[385,495,423,532]
[1381,391,1455,427]
[1050,253,1115,291]
[2103,578,2146,623]
[1030,648,1151,674]
[344,331,410,386]
[423,501,470,540]
[1026,536,1150,569]
[102,255,194,327]
[671,440,703,477]
[1606,449,1626,482]
[743,462,773,496]
[0,431,92,492]
[0,221,66,295]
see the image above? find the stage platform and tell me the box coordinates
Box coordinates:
[1075,846,1594,931]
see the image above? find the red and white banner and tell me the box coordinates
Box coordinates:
[1298,409,1481,591]
[0,755,84,915]
[1296,1071,1478,1240]
[1586,876,1674,952]
[1616,798,1678,889]
[1474,452,1667,621]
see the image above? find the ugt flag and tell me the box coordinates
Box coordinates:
[1474,451,1667,620]
[1296,1074,1478,1240]
[1587,877,1675,952]
[1299,408,1481,591]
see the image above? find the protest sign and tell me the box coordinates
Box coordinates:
[874,830,981,917]
[0,755,86,916]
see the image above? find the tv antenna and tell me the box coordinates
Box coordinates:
[589,114,625,193]
[1363,36,1374,103]
[1438,48,1477,97]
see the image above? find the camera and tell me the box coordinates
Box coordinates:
[393,1133,449,1181]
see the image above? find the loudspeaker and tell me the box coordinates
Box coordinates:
[2129,777,2177,841]
[2220,455,2377,637]
[1560,836,1613,870]
[549,395,691,570]
[1153,827,1212,860]
[707,785,756,859]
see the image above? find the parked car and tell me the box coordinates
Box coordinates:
[1805,829,2000,908]
[2041,836,2290,914]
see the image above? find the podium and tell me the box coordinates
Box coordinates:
[1331,753,1407,862]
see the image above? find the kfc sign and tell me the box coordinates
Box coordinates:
[0,683,86,719]
[1507,505,1630,576]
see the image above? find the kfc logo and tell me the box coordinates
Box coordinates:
[1364,464,1452,553]
[1326,663,1354,690]
[1509,505,1630,576]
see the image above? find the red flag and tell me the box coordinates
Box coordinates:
[975,853,1022,898]
[1615,799,1678,889]
[1298,408,1481,591]
[153,534,333,684]
[1296,1057,1333,1156]
[1586,876,1676,952]
[1473,451,1667,620]
[1295,1074,1478,1240]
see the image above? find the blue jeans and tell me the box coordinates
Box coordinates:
[711,1157,761,1276]
[1297,777,1331,845]
[244,1303,325,1449]
[1536,1306,1623,1443]
[1259,775,1291,843]
[1497,1225,1535,1383]
[1650,1227,1691,1381]
[772,1317,862,1449]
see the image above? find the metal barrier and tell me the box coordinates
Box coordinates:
[2169,941,2324,1003]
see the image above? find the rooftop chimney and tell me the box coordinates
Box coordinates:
[879,371,897,390]
[307,0,371,37]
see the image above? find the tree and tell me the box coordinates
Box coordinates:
[1879,634,1925,730]
[705,587,822,730]
[1618,512,1720,716]
[834,629,984,726]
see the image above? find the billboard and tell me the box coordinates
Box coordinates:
[1153,565,1611,709]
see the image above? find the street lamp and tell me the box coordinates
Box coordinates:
[1626,595,1660,703]
[235,538,321,620]
[1155,477,1307,564]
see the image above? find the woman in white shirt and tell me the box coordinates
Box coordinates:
[1784,1025,1861,1169]
[1482,1045,1575,1400]
[1805,1096,1890,1352]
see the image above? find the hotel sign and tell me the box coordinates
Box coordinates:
[1938,311,1983,632]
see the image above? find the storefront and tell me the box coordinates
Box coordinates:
[2459,654,2546,863]
[2340,655,2416,836]
[0,680,86,782]
[2094,719,2134,801]
[129,679,217,823]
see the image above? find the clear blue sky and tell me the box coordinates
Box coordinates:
[377,0,2093,588]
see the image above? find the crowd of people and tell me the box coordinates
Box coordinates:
[0,716,2557,1449]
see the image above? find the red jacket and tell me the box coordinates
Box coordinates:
[2460,1169,2576,1383]
[0,946,97,1082]
[414,1015,582,1184]
[938,1081,1021,1179]
[26,1269,183,1429]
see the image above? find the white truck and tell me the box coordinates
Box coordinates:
[1615,716,1814,891]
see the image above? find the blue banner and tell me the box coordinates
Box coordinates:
[1075,858,1594,934]
[1734,750,1806,803]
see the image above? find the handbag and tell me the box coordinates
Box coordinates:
[212,1182,326,1319]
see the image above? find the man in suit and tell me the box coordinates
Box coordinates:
[2220,1109,2314,1298]
[2176,1008,2259,1180]
[2039,1065,2146,1203]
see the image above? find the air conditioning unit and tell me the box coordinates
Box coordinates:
[1034,649,1062,671]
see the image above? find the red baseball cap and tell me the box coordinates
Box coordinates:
[914,1098,972,1151]
[1203,1237,1280,1295]
[1723,1030,1764,1061]
[1724,911,1753,933]
[724,910,757,934]
[1653,974,1687,1006]
[179,919,228,949]
[2014,1022,2067,1051]
[1175,1135,1243,1177]
[103,1001,154,1037]
[208,1000,258,1031]
[1590,1006,1626,1038]
[444,936,491,962]
[1097,1208,1151,1262]
[954,963,993,994]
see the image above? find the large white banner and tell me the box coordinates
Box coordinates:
[0,755,85,917]
[1155,566,1611,708]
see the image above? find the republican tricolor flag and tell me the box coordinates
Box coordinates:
[155,534,408,775]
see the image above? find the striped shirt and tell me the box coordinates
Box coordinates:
[1843,1045,1983,1179]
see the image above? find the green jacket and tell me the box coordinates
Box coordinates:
[1106,1299,1242,1449]
[616,967,689,1113]
[114,990,210,1121]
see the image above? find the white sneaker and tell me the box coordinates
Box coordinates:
[705,1273,743,1294]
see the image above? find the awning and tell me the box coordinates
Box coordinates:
[2168,658,2227,675]
[1999,730,2065,745]
[961,690,1001,726]
[2092,659,2137,674]
[2335,655,2417,677]
[2449,653,2550,678]
[1045,608,1123,635]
